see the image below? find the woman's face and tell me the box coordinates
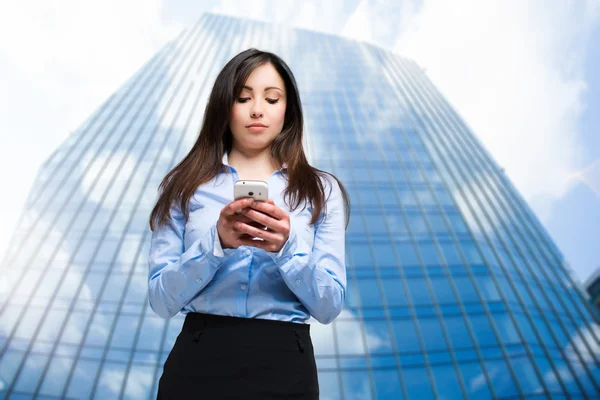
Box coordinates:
[229,63,287,153]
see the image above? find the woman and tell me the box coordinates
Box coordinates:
[148,48,350,399]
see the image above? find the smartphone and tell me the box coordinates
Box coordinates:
[234,180,269,202]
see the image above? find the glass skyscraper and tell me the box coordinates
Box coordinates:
[1,13,599,399]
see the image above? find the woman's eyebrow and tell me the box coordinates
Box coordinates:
[242,85,284,94]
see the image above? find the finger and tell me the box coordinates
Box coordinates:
[249,200,286,220]
[241,208,279,231]
[234,221,279,242]
[224,198,255,216]
[232,214,266,229]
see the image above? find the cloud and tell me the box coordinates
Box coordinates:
[0,0,182,263]
[391,0,600,205]
[568,159,600,198]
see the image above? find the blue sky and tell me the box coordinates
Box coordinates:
[0,0,598,283]
[543,21,600,283]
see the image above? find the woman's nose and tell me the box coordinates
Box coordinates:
[251,102,264,118]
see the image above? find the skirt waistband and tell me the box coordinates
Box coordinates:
[182,312,310,333]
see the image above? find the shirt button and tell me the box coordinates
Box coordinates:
[240,285,246,291]
[196,278,202,284]
[245,249,251,256]
[295,279,301,284]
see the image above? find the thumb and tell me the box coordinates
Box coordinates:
[267,199,275,205]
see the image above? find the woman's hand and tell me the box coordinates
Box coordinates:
[217,198,268,249]
[234,199,290,253]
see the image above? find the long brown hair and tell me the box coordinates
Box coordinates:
[149,48,350,231]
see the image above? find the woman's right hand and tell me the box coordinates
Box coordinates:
[217,198,263,249]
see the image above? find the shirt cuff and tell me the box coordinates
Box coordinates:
[176,224,233,301]
[267,224,309,266]
[212,224,236,258]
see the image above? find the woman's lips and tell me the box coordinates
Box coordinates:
[247,126,267,132]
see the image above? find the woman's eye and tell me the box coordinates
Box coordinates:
[237,97,279,104]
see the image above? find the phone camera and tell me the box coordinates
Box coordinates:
[248,191,254,196]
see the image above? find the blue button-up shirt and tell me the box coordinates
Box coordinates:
[148,153,347,324]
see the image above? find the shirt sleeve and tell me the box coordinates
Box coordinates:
[147,202,235,318]
[267,176,347,324]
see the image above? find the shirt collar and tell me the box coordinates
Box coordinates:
[222,152,288,172]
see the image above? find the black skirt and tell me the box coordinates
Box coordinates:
[157,312,319,399]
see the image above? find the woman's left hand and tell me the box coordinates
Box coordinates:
[235,199,290,253]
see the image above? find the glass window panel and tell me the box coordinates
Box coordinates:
[468,315,498,347]
[364,320,394,355]
[407,212,428,235]
[65,359,101,399]
[407,278,433,306]
[371,242,398,267]
[496,276,518,303]
[439,242,462,265]
[38,356,73,396]
[346,277,361,308]
[341,370,373,400]
[475,274,501,302]
[531,357,561,392]
[458,361,493,398]
[317,371,342,399]
[336,319,367,355]
[447,213,468,235]
[395,242,420,266]
[13,354,47,392]
[484,359,520,398]
[358,187,380,206]
[136,316,165,352]
[353,167,372,182]
[392,319,421,353]
[434,189,454,206]
[123,364,154,399]
[427,214,448,235]
[444,315,474,349]
[431,364,464,398]
[348,213,366,236]
[84,312,117,347]
[356,279,384,307]
[510,356,543,396]
[418,317,448,352]
[415,188,435,206]
[100,273,129,303]
[398,188,417,207]
[459,241,483,264]
[453,277,479,303]
[382,278,408,307]
[404,367,435,399]
[365,214,388,235]
[75,272,106,304]
[110,314,139,348]
[349,243,374,267]
[494,312,521,345]
[430,277,457,305]
[418,242,440,266]
[94,362,126,400]
[37,308,69,342]
[373,369,404,400]
[385,214,409,237]
[376,186,399,207]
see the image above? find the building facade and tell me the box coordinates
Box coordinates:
[1,13,599,399]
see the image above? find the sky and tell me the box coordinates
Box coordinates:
[0,0,598,283]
